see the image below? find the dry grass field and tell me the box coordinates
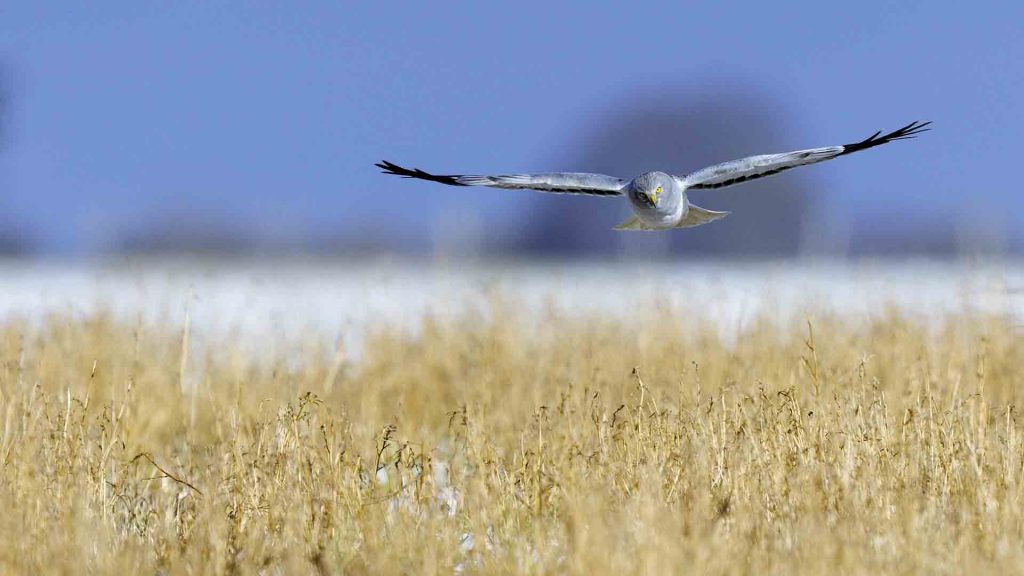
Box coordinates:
[0,302,1021,574]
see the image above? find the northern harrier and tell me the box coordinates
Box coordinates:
[377,121,930,230]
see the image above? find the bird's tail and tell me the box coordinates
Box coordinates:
[675,204,730,228]
[613,216,655,231]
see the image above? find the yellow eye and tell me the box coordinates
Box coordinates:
[655,186,662,194]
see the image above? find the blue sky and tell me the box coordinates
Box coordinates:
[1,2,1021,253]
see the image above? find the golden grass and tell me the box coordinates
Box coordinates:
[0,305,1021,575]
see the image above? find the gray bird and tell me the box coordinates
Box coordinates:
[377,121,929,231]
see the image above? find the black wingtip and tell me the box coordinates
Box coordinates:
[376,160,468,186]
[840,120,932,156]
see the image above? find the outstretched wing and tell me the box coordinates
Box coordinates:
[376,160,627,196]
[680,121,931,191]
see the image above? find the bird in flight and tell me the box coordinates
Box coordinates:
[377,121,930,231]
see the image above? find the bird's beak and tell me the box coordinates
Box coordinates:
[647,192,658,206]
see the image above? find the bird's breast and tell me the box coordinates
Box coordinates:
[630,195,687,229]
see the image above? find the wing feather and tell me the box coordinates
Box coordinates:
[682,121,931,191]
[376,160,626,196]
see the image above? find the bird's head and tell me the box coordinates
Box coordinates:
[630,172,676,210]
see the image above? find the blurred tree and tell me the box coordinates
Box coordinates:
[0,60,31,256]
[107,211,259,256]
[512,85,820,257]
[0,60,7,151]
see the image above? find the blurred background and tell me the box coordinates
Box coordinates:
[1,2,1021,260]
